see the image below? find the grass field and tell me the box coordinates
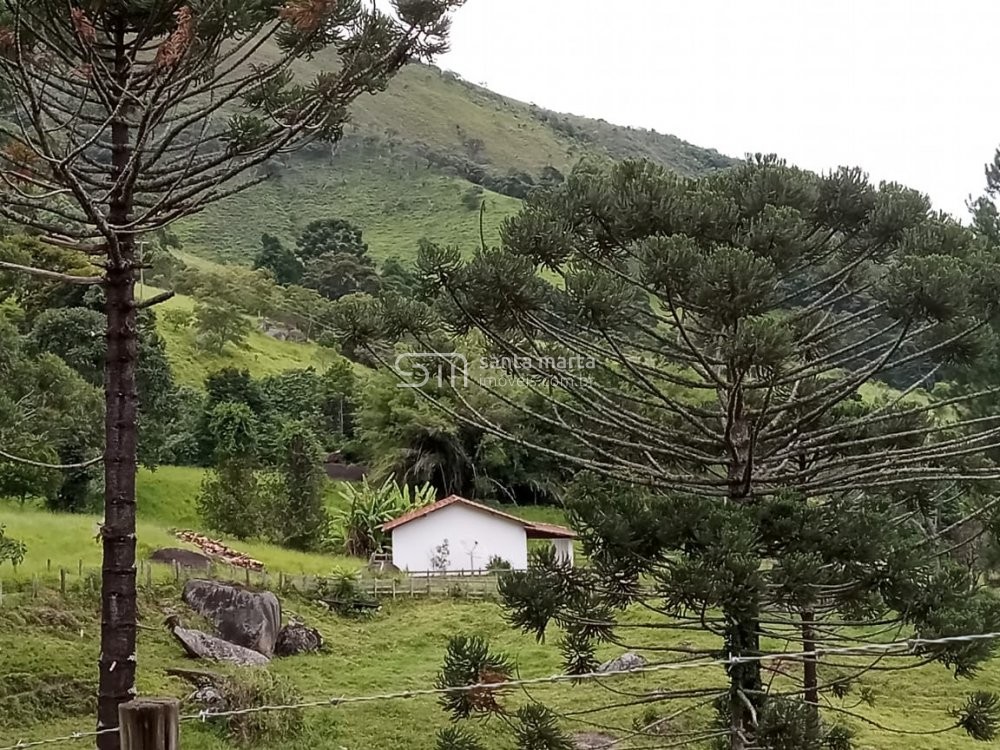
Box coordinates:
[0,467,360,583]
[2,582,998,750]
[141,287,336,388]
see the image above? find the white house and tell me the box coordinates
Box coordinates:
[382,495,576,573]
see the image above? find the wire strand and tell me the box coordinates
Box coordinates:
[0,448,103,470]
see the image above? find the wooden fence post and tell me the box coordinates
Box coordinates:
[60,568,67,596]
[119,697,180,750]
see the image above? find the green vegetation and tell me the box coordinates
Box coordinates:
[147,290,333,389]
[1,587,998,750]
[175,147,523,264]
[330,478,436,557]
[347,156,1000,748]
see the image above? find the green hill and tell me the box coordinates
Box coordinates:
[176,51,734,264]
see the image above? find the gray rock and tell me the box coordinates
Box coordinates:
[170,623,270,666]
[597,652,647,673]
[573,732,616,749]
[190,685,228,711]
[274,622,324,656]
[183,579,281,657]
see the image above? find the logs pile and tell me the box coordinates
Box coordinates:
[174,530,265,571]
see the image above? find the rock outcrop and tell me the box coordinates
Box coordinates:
[168,618,270,667]
[182,579,281,657]
[597,652,647,673]
[274,622,324,656]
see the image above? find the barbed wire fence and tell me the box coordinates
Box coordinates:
[3,631,999,750]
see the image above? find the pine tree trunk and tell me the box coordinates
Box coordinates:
[725,406,761,750]
[97,23,138,750]
[726,608,762,750]
[802,608,819,710]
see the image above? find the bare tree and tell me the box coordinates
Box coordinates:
[0,1,462,745]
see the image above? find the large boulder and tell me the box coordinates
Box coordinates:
[597,652,647,673]
[169,622,270,667]
[182,579,281,657]
[274,622,324,657]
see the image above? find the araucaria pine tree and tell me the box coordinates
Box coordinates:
[340,157,1000,749]
[0,1,462,744]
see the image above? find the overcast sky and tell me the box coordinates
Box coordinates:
[438,0,999,218]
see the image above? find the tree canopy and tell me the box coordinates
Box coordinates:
[339,156,1000,750]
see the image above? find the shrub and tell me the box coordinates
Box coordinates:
[315,569,376,618]
[485,555,511,572]
[461,185,484,211]
[214,670,303,746]
[0,525,26,568]
[161,308,194,332]
[329,477,436,557]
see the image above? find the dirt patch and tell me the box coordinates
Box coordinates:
[150,547,212,569]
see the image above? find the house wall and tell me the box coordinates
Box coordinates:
[390,504,528,572]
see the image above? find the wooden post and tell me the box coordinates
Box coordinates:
[79,559,83,576]
[392,579,397,600]
[119,698,180,750]
[60,568,67,596]
[173,560,180,582]
[47,559,52,572]
[244,567,251,586]
[409,576,414,597]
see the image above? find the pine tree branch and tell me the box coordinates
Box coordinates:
[0,260,101,285]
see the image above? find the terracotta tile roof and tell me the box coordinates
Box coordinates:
[381,494,576,539]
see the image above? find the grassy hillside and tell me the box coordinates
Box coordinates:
[176,145,522,264]
[176,48,733,265]
[2,578,997,750]
[144,288,335,388]
[1,467,359,578]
